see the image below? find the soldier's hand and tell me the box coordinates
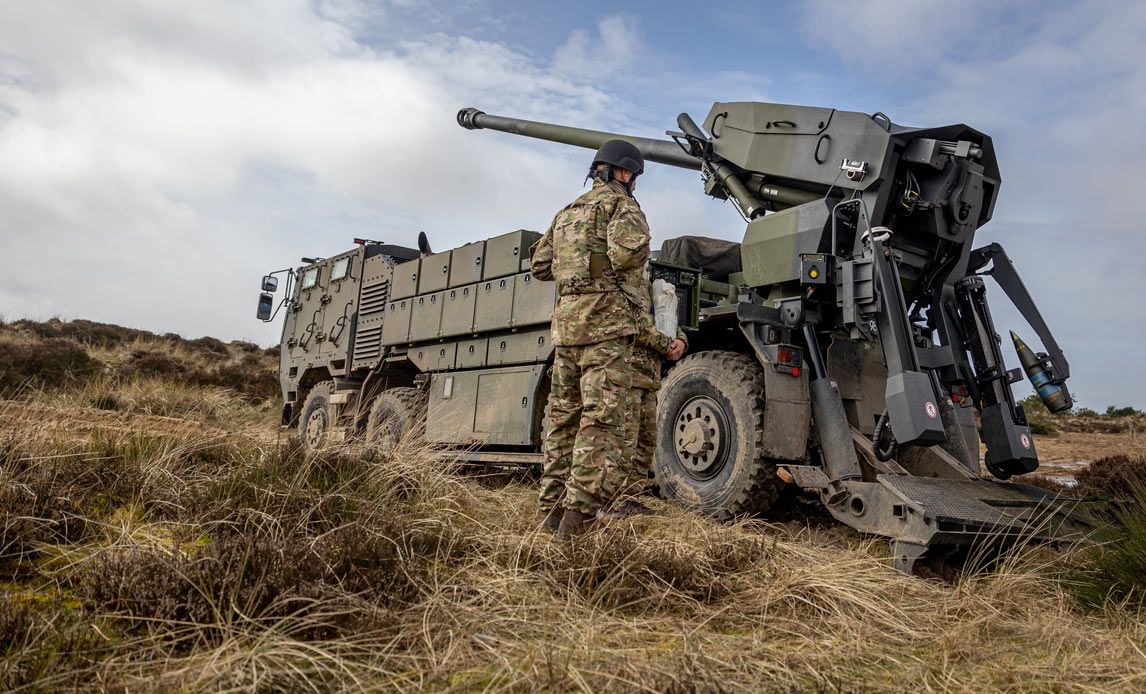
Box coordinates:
[666,338,686,361]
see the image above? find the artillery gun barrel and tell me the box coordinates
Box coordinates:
[460,107,825,211]
[457,108,702,171]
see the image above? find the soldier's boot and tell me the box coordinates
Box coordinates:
[539,506,564,533]
[596,499,655,521]
[555,508,596,540]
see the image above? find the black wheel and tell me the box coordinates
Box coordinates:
[366,387,428,449]
[299,381,334,450]
[653,351,784,521]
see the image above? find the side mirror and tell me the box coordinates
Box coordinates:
[257,293,274,321]
[261,275,279,292]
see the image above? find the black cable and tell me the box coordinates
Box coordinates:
[873,410,898,462]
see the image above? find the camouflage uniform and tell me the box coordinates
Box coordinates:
[615,277,688,500]
[530,179,651,514]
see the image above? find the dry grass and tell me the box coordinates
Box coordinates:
[36,375,274,426]
[3,320,1146,690]
[0,318,278,404]
[3,411,1146,692]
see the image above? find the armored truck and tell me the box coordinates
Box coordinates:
[259,98,1106,573]
[258,231,700,462]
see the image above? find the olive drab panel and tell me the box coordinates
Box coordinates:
[390,258,421,299]
[408,291,444,342]
[473,366,541,445]
[740,202,831,287]
[487,328,553,367]
[455,338,488,369]
[439,284,478,338]
[426,371,479,444]
[473,276,514,333]
[409,342,457,372]
[380,298,412,346]
[449,241,485,287]
[483,230,541,280]
[426,365,544,446]
[510,272,556,328]
[702,103,892,194]
[420,251,452,293]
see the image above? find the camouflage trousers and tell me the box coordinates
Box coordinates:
[616,386,657,500]
[539,338,633,514]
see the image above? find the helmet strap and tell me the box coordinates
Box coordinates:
[587,164,614,185]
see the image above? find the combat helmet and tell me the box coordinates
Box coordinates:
[591,139,644,176]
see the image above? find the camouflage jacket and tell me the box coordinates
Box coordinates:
[530,180,650,347]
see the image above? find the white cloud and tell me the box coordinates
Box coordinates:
[801,0,1002,70]
[0,3,724,344]
[553,15,644,76]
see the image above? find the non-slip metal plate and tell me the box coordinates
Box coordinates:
[879,475,1070,529]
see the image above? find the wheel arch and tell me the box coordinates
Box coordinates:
[288,366,333,427]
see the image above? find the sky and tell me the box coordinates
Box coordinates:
[0,0,1142,409]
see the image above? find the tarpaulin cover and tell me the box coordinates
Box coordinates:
[658,236,742,281]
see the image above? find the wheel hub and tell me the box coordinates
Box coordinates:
[304,410,326,447]
[674,396,728,477]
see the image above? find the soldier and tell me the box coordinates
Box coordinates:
[603,279,687,518]
[529,139,652,538]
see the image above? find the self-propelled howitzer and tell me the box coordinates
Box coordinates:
[460,102,1089,571]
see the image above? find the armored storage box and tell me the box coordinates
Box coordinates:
[426,371,478,444]
[473,276,515,333]
[410,343,456,372]
[483,230,540,280]
[390,258,421,300]
[380,298,412,346]
[426,365,544,446]
[487,328,553,366]
[449,241,485,287]
[511,272,556,328]
[408,292,443,342]
[439,284,477,338]
[455,338,488,369]
[419,252,452,293]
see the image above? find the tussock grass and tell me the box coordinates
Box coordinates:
[1058,455,1146,612]
[4,413,1146,691]
[3,319,1146,689]
[38,375,266,424]
[0,318,278,404]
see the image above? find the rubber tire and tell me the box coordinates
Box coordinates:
[299,381,335,450]
[653,351,784,521]
[366,387,428,449]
